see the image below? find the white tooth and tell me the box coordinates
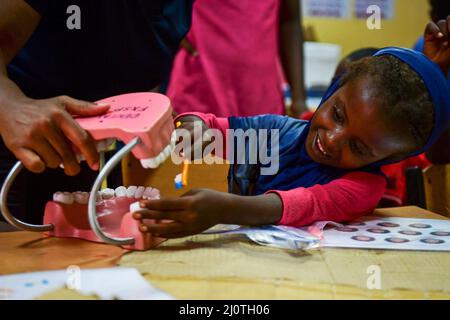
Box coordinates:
[73,191,89,204]
[115,186,127,197]
[156,153,165,165]
[126,186,137,198]
[164,145,171,158]
[101,188,115,199]
[140,158,159,169]
[143,187,153,199]
[143,187,160,200]
[96,140,107,152]
[135,186,145,199]
[129,201,143,213]
[53,192,63,202]
[95,191,103,202]
[53,192,74,204]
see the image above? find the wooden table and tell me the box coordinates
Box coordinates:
[2,206,450,299]
[1,160,450,299]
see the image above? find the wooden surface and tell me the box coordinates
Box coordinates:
[424,165,450,216]
[0,232,125,276]
[1,159,450,299]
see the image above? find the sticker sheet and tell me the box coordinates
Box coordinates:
[320,216,450,251]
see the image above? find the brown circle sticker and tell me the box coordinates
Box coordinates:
[367,228,390,234]
[351,236,375,242]
[377,222,400,228]
[385,237,410,243]
[430,231,450,237]
[409,223,432,229]
[420,238,445,244]
[335,226,358,232]
[399,230,422,236]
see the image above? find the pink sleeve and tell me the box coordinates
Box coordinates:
[267,172,387,227]
[174,112,229,135]
[174,112,229,158]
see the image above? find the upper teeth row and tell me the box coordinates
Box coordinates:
[140,143,174,169]
[52,186,160,204]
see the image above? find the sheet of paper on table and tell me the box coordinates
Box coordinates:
[204,216,450,252]
[0,267,173,300]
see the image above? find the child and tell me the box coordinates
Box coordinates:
[132,23,450,239]
[166,0,307,117]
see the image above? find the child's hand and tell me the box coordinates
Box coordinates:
[174,116,213,160]
[424,15,450,74]
[132,189,226,238]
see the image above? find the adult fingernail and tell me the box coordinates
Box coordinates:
[140,225,148,232]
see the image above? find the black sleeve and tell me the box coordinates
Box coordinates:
[24,0,49,15]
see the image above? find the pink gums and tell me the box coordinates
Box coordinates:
[43,197,166,251]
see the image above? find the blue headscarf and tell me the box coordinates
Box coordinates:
[228,47,450,195]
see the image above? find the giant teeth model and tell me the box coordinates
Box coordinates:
[0,92,175,250]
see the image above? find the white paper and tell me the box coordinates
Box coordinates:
[354,0,395,20]
[320,216,450,251]
[0,267,173,300]
[302,0,350,19]
[205,217,450,252]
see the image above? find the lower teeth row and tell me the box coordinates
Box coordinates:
[53,186,160,204]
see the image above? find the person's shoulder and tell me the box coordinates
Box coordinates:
[229,114,308,130]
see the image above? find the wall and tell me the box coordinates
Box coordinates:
[302,0,430,58]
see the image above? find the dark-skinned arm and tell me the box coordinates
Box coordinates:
[133,189,283,239]
[0,1,109,175]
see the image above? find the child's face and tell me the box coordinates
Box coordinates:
[306,76,413,169]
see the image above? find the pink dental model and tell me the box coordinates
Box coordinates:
[0,92,175,250]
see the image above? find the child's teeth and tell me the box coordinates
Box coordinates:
[115,186,127,197]
[101,188,115,199]
[96,191,103,202]
[135,186,145,199]
[73,191,89,204]
[126,186,137,198]
[53,192,74,204]
[129,201,143,213]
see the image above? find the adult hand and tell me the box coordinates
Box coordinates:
[0,95,109,175]
[424,15,450,74]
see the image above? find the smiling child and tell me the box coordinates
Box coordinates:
[132,19,450,239]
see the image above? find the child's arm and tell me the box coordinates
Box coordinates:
[174,112,229,159]
[133,171,385,238]
[133,189,283,238]
[268,171,386,227]
[424,15,450,75]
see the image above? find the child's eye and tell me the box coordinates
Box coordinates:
[333,105,344,123]
[351,140,366,157]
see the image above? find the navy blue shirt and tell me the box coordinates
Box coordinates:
[8,0,193,101]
